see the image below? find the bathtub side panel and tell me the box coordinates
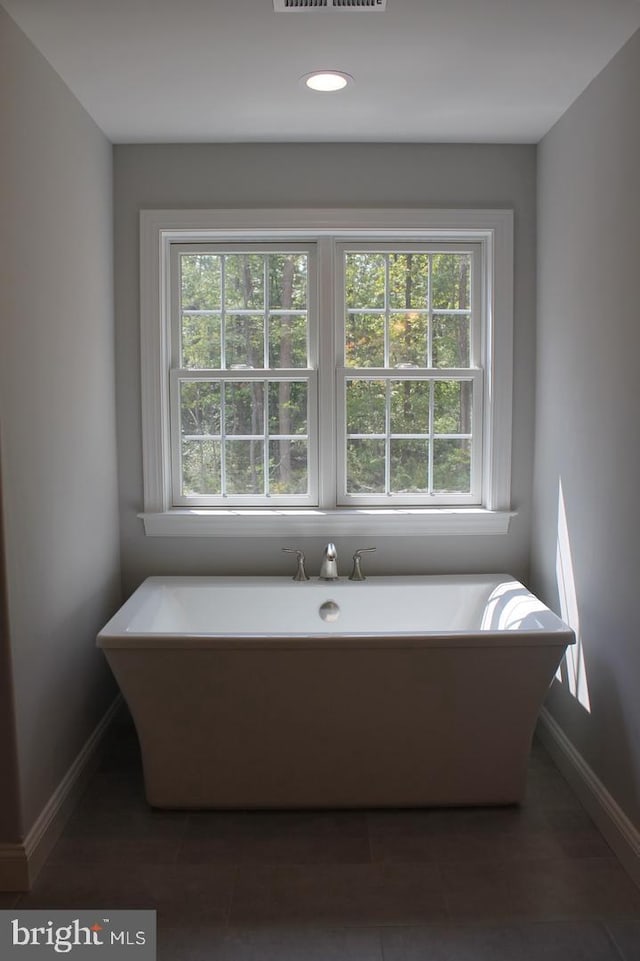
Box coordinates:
[102,643,566,809]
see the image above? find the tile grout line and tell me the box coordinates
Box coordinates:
[225,863,239,930]
[366,812,375,865]
[172,812,191,866]
[435,860,453,922]
[602,920,636,961]
[377,923,387,961]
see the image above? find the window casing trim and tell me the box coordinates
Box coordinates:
[139,208,513,536]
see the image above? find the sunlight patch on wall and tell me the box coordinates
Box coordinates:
[555,478,591,712]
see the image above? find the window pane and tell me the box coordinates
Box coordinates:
[168,239,485,507]
[389,312,428,368]
[269,254,307,310]
[182,440,221,495]
[431,253,471,310]
[346,380,386,435]
[268,381,307,435]
[432,313,470,368]
[433,439,471,492]
[434,381,472,434]
[226,313,264,369]
[180,381,221,436]
[347,439,385,493]
[269,313,307,368]
[269,439,308,495]
[345,253,385,309]
[226,440,264,494]
[390,439,429,493]
[345,312,384,368]
[389,253,429,309]
[224,254,265,310]
[181,254,221,311]
[225,382,264,435]
[181,313,221,369]
[390,381,430,434]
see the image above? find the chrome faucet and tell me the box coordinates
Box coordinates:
[319,543,339,580]
[282,548,310,582]
[349,547,377,581]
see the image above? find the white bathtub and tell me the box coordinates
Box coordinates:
[98,575,574,809]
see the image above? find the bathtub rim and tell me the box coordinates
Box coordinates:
[97,573,575,650]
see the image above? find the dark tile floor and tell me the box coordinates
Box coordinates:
[8,712,640,959]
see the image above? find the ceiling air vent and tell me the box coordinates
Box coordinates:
[274,0,386,10]
[332,0,386,7]
[274,0,328,7]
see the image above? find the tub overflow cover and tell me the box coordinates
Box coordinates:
[319,600,340,622]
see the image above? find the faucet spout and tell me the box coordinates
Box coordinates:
[319,543,339,580]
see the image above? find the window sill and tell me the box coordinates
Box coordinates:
[138,507,515,537]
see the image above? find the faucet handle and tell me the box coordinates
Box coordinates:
[349,547,377,582]
[282,548,310,582]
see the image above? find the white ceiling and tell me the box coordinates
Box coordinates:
[3,0,640,144]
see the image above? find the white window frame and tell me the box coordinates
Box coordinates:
[335,241,483,507]
[169,242,319,507]
[139,209,514,537]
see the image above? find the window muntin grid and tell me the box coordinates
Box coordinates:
[167,239,484,508]
[177,249,309,371]
[176,375,311,499]
[344,376,474,497]
[170,245,317,506]
[337,244,482,505]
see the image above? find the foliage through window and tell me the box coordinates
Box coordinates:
[169,241,483,506]
[139,209,514,532]
[338,246,481,504]
[172,248,314,504]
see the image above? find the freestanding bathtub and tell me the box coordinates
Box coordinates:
[97,575,574,809]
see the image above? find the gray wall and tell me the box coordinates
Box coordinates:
[0,7,121,835]
[114,143,536,594]
[532,29,640,828]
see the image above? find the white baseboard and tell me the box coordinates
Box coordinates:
[0,695,123,892]
[537,707,640,888]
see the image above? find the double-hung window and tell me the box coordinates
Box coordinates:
[140,210,513,536]
[171,244,317,506]
[337,244,481,505]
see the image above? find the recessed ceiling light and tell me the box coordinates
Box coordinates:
[303,70,353,91]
